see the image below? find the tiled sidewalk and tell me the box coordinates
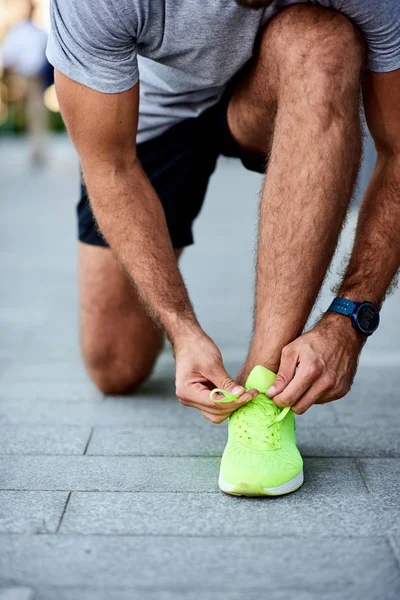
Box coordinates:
[0,136,399,600]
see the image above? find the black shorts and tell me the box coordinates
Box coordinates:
[77,90,265,249]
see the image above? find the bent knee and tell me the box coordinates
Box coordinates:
[265,5,365,75]
[82,344,157,395]
[91,368,149,396]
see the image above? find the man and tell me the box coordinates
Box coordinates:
[2,1,48,165]
[47,0,400,496]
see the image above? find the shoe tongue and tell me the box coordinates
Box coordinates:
[245,365,276,394]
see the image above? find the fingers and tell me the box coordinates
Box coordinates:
[266,345,298,398]
[185,399,249,424]
[260,322,360,414]
[232,388,259,404]
[211,388,259,415]
[289,376,335,414]
[178,384,258,424]
[175,338,258,423]
[274,363,340,413]
[273,359,324,408]
[206,387,259,420]
[208,363,245,396]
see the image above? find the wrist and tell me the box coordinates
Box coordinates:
[167,318,205,350]
[318,311,366,347]
[336,287,382,309]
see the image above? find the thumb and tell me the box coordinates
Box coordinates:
[266,347,298,397]
[211,365,245,396]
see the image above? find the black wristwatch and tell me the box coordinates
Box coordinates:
[327,297,380,336]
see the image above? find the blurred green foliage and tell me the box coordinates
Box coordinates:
[0,76,65,134]
[0,103,65,133]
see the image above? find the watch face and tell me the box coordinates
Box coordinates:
[356,303,380,334]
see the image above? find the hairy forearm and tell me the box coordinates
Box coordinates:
[55,75,202,345]
[82,155,200,342]
[338,154,400,305]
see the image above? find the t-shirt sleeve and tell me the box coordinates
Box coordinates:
[340,0,400,73]
[46,0,138,93]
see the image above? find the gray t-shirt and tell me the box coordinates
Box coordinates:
[47,0,400,144]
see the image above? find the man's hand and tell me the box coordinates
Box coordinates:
[266,313,365,414]
[174,332,258,423]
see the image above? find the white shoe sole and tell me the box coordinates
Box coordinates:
[219,469,304,497]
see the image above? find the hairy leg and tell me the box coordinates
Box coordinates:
[79,243,182,394]
[229,5,365,377]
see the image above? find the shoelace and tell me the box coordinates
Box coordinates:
[210,388,290,447]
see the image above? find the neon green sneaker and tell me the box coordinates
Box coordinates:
[211,365,303,496]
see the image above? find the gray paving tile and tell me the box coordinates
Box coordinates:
[0,491,68,533]
[36,591,321,600]
[87,425,227,456]
[14,340,81,362]
[36,591,306,600]
[0,382,101,403]
[0,426,91,455]
[1,535,399,599]
[0,397,211,426]
[0,589,36,600]
[0,399,96,425]
[2,129,400,600]
[359,459,400,500]
[87,423,399,458]
[0,361,9,377]
[0,456,363,495]
[297,425,400,458]
[61,485,397,537]
[0,455,219,491]
[33,588,400,600]
[289,403,339,426]
[0,360,89,383]
[0,324,32,347]
[0,325,34,358]
[0,308,48,329]
[390,536,400,563]
[0,394,336,429]
[332,366,400,426]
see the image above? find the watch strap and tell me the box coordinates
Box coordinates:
[327,297,357,317]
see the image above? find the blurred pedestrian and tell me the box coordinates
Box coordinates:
[2,0,48,165]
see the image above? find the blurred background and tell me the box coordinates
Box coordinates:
[0,0,378,178]
[0,0,62,166]
[1,1,400,598]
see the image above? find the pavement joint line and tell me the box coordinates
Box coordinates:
[55,492,72,535]
[15,583,391,593]
[387,535,400,569]
[0,488,223,493]
[2,419,399,431]
[0,454,399,458]
[355,458,372,493]
[0,533,390,540]
[0,454,96,457]
[83,425,400,429]
[83,428,94,455]
[30,587,271,592]
[0,488,377,495]
[0,423,394,431]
